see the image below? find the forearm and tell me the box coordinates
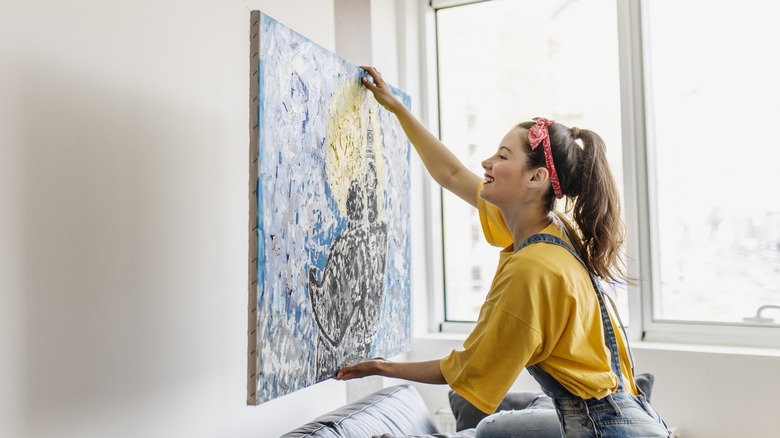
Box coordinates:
[381,359,447,385]
[392,104,481,207]
[393,105,460,183]
[335,358,447,385]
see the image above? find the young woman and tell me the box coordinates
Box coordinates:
[335,66,670,438]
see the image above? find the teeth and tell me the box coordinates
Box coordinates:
[484,176,494,183]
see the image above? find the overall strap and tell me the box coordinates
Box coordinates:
[515,232,627,393]
[553,223,636,378]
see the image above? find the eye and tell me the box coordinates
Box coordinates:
[498,154,507,160]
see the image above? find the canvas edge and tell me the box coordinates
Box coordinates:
[247,10,260,406]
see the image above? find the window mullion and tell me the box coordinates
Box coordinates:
[617,0,652,341]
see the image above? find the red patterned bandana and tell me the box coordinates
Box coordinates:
[527,117,563,199]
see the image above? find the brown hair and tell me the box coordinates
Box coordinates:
[518,121,627,284]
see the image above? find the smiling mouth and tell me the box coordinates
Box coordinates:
[484,175,494,183]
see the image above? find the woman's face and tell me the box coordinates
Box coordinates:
[479,126,536,207]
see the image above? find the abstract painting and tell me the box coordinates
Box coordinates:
[247,11,412,405]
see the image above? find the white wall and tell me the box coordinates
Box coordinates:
[0,1,359,437]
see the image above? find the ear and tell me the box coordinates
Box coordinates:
[527,167,549,190]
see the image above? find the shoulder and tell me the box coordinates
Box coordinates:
[503,246,555,276]
[492,246,573,307]
[506,240,579,279]
[512,215,587,279]
[495,240,590,308]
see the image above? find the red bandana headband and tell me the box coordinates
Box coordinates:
[527,117,564,199]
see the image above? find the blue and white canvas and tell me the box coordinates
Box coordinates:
[252,12,412,404]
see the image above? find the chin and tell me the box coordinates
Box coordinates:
[479,189,498,205]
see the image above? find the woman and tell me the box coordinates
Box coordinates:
[336,66,670,438]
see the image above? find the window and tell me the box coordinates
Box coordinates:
[435,0,627,323]
[643,0,780,328]
[431,0,780,346]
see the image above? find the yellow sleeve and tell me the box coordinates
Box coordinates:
[476,182,513,248]
[440,310,542,413]
[439,257,548,413]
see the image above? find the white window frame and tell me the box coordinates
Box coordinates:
[619,0,780,349]
[423,0,780,348]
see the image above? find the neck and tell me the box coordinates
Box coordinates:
[501,203,554,251]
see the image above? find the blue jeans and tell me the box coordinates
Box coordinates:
[554,392,669,438]
[475,408,562,438]
[475,393,669,438]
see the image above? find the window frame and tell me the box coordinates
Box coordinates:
[618,0,780,348]
[426,0,780,348]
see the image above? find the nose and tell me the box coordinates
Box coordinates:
[481,158,491,170]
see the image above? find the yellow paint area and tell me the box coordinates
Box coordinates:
[325,79,385,219]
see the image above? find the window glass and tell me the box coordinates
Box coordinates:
[436,0,625,322]
[646,0,780,325]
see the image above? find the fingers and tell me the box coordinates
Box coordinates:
[361,75,377,92]
[360,66,384,88]
[335,362,365,380]
[359,65,381,78]
[333,358,387,380]
[358,67,401,112]
[334,364,360,380]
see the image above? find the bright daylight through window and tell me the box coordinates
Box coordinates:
[436,0,780,340]
[646,0,780,326]
[435,0,626,323]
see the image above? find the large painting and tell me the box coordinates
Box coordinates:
[247,11,412,405]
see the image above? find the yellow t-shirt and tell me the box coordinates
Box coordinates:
[440,184,637,414]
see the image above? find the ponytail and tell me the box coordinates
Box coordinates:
[519,121,627,284]
[571,129,627,284]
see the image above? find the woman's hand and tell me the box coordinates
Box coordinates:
[335,357,389,380]
[360,66,403,113]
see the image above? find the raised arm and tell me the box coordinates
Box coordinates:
[361,66,481,209]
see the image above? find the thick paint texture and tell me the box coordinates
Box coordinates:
[254,12,411,404]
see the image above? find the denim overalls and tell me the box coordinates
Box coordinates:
[476,230,670,438]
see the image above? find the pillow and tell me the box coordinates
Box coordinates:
[635,372,655,402]
[448,390,552,431]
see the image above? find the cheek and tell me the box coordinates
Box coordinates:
[495,163,521,183]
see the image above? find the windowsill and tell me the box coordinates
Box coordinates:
[414,330,780,358]
[627,340,780,358]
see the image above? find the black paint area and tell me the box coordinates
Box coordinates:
[309,128,389,381]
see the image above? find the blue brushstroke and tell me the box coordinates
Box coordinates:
[307,162,347,282]
[256,54,265,309]
[254,11,411,404]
